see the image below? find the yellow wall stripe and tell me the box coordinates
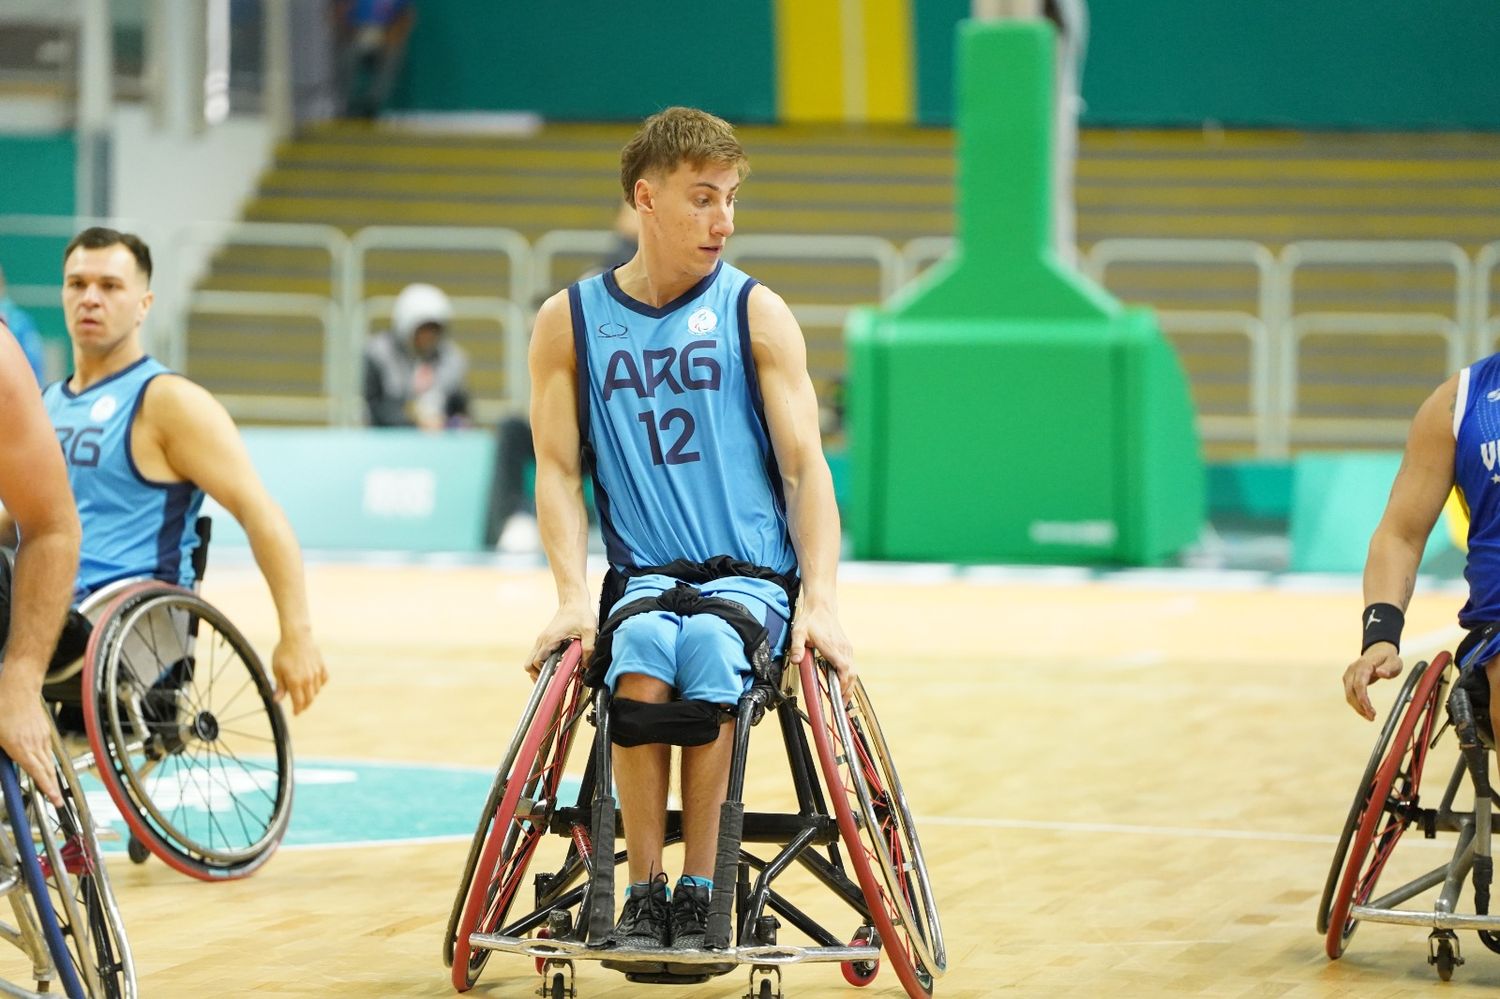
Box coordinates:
[861,0,913,123]
[776,0,846,123]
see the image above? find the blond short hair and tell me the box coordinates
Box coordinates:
[619,107,749,207]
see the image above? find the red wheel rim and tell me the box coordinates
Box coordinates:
[452,643,583,992]
[1324,651,1448,958]
[804,657,936,998]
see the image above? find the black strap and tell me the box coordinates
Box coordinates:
[1459,622,1500,669]
[615,555,798,605]
[587,580,774,687]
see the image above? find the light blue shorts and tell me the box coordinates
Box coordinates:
[602,574,791,705]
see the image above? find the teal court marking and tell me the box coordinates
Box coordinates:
[81,759,588,854]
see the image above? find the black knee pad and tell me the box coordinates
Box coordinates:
[611,697,728,748]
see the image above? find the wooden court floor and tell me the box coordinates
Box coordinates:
[63,559,1500,997]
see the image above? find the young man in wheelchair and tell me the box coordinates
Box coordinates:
[524,107,854,967]
[1343,358,1500,744]
[0,227,328,720]
[0,321,81,808]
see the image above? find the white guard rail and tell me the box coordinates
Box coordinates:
[7,213,1498,457]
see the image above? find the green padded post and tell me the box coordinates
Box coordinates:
[847,18,1204,565]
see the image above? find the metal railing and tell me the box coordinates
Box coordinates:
[725,234,903,302]
[347,225,531,426]
[1477,241,1500,358]
[185,289,342,423]
[1086,239,1281,454]
[356,292,529,425]
[170,220,350,375]
[1279,241,1471,448]
[8,214,1499,457]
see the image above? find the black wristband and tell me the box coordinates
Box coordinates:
[1362,602,1405,653]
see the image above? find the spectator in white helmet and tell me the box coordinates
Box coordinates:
[363,282,471,430]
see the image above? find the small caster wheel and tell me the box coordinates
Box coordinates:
[539,962,574,998]
[127,835,150,865]
[1429,930,1463,982]
[746,965,781,999]
[846,924,876,984]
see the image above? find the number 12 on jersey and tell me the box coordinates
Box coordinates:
[636,408,701,466]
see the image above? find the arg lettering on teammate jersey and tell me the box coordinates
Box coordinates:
[602,340,721,401]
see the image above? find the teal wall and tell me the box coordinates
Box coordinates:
[393,1,1500,129]
[913,0,970,127]
[207,429,495,553]
[0,134,76,357]
[1083,0,1500,129]
[0,134,74,220]
[394,1,777,122]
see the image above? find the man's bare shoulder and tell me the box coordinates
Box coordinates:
[530,290,577,371]
[139,372,233,436]
[534,289,573,333]
[745,283,800,349]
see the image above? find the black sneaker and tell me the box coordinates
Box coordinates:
[669,883,710,951]
[601,873,671,973]
[668,883,734,977]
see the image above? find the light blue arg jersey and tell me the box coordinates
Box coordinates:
[570,262,795,574]
[43,357,203,600]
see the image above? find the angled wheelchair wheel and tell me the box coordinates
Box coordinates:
[450,642,588,992]
[1316,656,1438,936]
[2,750,87,999]
[2,735,135,998]
[803,657,946,999]
[442,641,586,969]
[1323,652,1448,959]
[81,582,292,882]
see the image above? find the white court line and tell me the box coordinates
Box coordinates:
[268,815,1481,854]
[922,814,1484,853]
[921,815,1337,845]
[271,817,1339,853]
[276,834,475,853]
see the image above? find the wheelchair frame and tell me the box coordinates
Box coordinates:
[1321,650,1500,980]
[0,727,135,998]
[33,518,294,882]
[445,642,946,998]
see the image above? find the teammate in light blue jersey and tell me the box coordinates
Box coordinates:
[0,228,328,716]
[1345,355,1500,750]
[526,107,853,958]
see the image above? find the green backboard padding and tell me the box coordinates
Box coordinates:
[845,20,1204,566]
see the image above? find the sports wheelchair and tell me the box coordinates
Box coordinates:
[1320,647,1500,981]
[0,728,134,997]
[444,640,946,998]
[28,518,293,881]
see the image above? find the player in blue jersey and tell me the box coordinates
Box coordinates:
[0,322,81,806]
[1344,358,1500,746]
[525,107,854,963]
[0,227,327,716]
